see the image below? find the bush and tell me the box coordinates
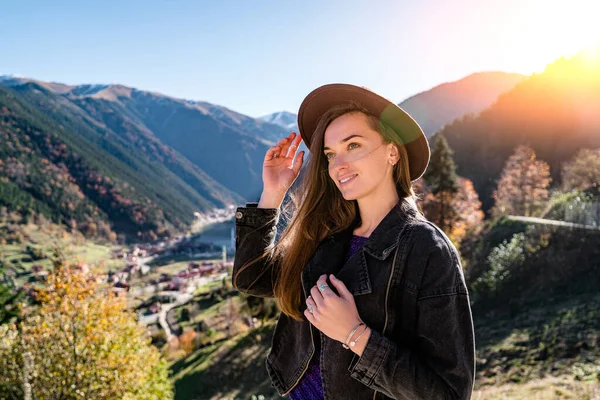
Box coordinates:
[470,223,551,306]
[0,262,174,399]
[179,329,197,355]
[180,306,191,322]
[542,189,595,221]
[152,330,168,348]
[475,232,526,294]
[464,217,527,287]
[25,246,46,261]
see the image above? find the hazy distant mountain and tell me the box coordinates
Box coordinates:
[399,72,526,137]
[434,52,600,211]
[258,111,312,156]
[260,111,298,133]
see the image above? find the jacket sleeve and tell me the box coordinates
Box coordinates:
[231,202,281,298]
[348,235,476,399]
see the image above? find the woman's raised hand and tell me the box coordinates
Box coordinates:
[262,132,305,198]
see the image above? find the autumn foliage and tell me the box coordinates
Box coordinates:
[492,145,552,217]
[0,261,173,399]
[415,177,484,247]
[417,135,484,247]
[561,148,600,192]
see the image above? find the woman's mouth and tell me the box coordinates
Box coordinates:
[339,174,358,185]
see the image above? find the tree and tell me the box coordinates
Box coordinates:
[0,261,173,399]
[492,145,552,217]
[179,329,197,356]
[423,135,460,232]
[415,177,484,247]
[449,178,485,241]
[561,148,600,192]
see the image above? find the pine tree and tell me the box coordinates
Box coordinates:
[423,135,460,232]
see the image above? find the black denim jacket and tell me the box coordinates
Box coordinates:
[232,200,475,399]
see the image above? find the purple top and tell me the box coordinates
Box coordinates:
[289,234,369,400]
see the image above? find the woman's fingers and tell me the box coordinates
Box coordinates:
[265,137,287,161]
[279,132,296,159]
[265,145,281,161]
[265,134,294,162]
[291,151,304,175]
[285,132,302,159]
[310,286,324,307]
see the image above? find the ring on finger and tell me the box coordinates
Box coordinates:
[318,283,330,292]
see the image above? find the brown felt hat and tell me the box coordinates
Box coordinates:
[297,83,430,181]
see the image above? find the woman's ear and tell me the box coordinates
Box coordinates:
[388,143,399,165]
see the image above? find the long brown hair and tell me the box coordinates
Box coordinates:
[249,101,422,320]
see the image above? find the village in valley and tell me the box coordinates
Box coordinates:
[4,206,249,352]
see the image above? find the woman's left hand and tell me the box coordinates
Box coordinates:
[304,274,363,344]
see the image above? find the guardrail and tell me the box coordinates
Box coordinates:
[507,215,600,231]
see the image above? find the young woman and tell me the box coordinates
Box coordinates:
[233,84,475,400]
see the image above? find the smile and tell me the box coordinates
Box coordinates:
[339,174,358,185]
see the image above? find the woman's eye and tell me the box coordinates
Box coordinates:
[324,143,359,161]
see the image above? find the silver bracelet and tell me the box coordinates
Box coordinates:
[348,324,369,348]
[342,322,365,349]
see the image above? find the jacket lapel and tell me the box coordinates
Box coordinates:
[301,224,355,296]
[301,201,416,298]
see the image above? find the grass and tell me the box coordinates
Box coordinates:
[473,375,600,399]
[168,288,242,335]
[170,321,278,400]
[166,289,600,399]
[194,279,225,295]
[475,292,600,390]
[1,222,122,285]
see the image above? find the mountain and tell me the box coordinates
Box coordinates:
[260,72,524,143]
[56,84,286,200]
[0,79,246,240]
[259,111,298,133]
[0,67,547,238]
[399,72,526,137]
[0,76,292,201]
[434,51,600,211]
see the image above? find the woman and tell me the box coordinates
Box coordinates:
[233,84,475,399]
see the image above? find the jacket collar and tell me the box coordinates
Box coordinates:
[301,200,416,296]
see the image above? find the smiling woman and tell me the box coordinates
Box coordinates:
[321,112,404,212]
[232,83,475,399]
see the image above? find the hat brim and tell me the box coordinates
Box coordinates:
[297,83,430,181]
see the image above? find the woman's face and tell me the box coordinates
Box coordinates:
[323,112,395,201]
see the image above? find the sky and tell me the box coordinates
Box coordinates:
[2,0,599,118]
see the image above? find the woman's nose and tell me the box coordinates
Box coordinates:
[329,155,350,171]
